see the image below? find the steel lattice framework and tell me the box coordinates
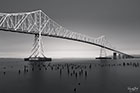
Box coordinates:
[0,10,133,58]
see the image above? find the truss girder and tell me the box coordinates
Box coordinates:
[0,10,113,50]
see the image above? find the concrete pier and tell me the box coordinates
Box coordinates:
[113,52,117,59]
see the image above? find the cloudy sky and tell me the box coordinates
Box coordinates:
[0,0,140,58]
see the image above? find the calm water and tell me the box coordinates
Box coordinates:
[0,58,140,93]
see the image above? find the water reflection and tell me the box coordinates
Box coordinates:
[0,59,140,93]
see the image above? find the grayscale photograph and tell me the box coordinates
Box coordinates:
[0,0,140,93]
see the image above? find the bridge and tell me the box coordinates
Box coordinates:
[0,10,134,61]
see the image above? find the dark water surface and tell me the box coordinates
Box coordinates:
[0,58,140,93]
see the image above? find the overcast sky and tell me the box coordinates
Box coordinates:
[0,0,140,58]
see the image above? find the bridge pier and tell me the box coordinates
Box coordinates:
[118,54,121,59]
[112,53,134,60]
[24,33,52,62]
[113,52,117,59]
[119,54,134,59]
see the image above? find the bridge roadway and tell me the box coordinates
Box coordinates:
[0,27,133,58]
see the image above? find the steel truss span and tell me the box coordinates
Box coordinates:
[0,10,133,59]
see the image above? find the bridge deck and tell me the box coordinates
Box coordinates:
[0,28,133,57]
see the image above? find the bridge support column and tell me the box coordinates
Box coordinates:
[100,47,107,58]
[24,33,52,62]
[118,54,121,59]
[113,52,117,59]
[122,55,126,59]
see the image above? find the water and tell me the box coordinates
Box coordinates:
[0,58,140,93]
